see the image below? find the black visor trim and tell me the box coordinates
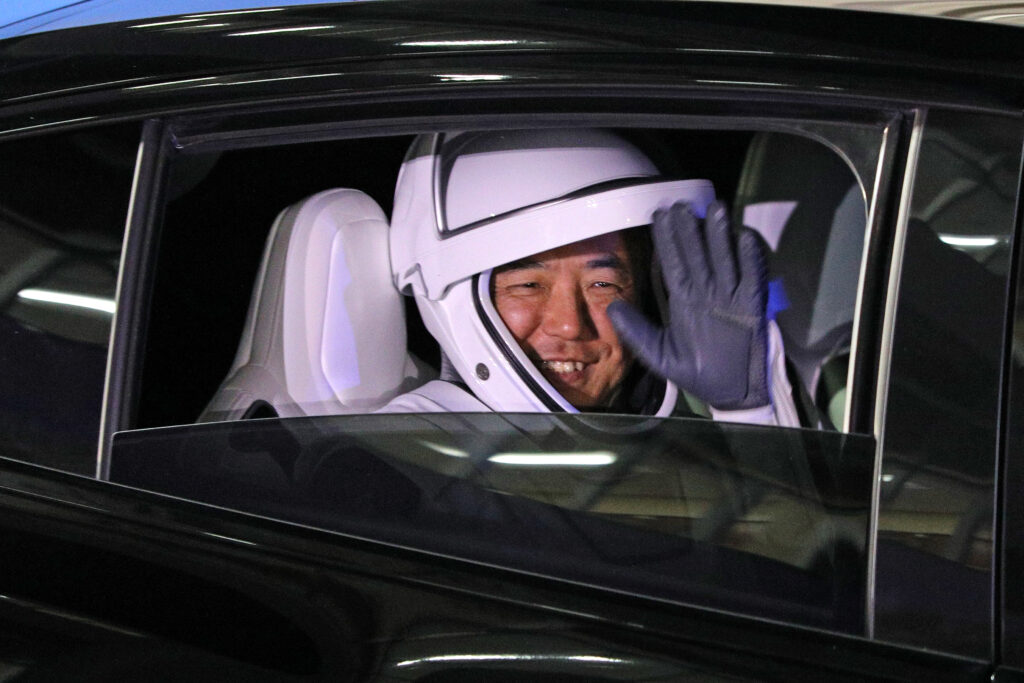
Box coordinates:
[472,272,566,413]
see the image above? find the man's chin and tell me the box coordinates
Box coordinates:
[546,378,603,410]
[533,359,620,409]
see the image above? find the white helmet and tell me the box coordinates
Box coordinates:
[390,129,715,415]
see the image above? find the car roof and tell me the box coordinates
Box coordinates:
[2,0,1024,128]
[1,0,1023,39]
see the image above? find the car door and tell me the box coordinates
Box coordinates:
[1,2,1022,680]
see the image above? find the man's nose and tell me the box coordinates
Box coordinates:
[541,287,594,340]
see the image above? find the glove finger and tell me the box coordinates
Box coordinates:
[735,228,768,312]
[666,201,711,293]
[704,200,738,295]
[651,206,689,288]
[607,299,686,384]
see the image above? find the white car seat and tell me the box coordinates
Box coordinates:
[734,132,867,429]
[200,188,431,422]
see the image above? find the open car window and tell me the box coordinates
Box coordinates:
[136,122,883,434]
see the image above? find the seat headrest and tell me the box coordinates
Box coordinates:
[202,188,426,421]
[735,133,865,356]
[733,132,867,421]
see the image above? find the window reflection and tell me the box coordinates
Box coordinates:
[874,109,1022,656]
[0,124,136,473]
[111,413,874,633]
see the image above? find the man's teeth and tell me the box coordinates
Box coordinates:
[541,360,584,373]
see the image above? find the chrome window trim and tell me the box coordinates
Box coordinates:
[97,119,168,480]
[845,114,901,434]
[864,107,926,639]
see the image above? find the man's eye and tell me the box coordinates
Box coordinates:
[505,281,542,293]
[592,281,621,290]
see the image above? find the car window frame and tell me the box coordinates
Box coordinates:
[97,90,906,636]
[99,93,906,449]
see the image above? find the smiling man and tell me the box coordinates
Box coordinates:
[491,232,636,409]
[382,129,798,426]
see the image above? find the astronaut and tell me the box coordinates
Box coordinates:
[382,129,798,427]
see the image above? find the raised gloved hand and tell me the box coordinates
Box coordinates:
[607,200,769,411]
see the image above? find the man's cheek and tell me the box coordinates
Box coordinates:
[495,301,539,340]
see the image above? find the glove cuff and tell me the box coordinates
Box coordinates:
[710,321,799,427]
[710,403,777,425]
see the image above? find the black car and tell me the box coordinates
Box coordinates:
[1,1,1023,680]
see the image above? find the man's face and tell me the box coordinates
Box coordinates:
[492,232,636,408]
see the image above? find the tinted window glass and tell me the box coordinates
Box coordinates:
[111,414,875,633]
[874,110,1022,656]
[1004,191,1024,669]
[0,125,138,474]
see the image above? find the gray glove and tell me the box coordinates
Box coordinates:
[607,200,769,411]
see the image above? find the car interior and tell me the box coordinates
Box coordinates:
[140,127,867,432]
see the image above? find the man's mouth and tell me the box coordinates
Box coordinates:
[540,360,585,374]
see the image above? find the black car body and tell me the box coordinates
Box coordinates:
[1,1,1023,680]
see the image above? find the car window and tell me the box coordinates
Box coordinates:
[135,125,879,433]
[101,114,898,636]
[0,124,138,474]
[873,109,1023,656]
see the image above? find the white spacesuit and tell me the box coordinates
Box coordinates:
[381,129,798,427]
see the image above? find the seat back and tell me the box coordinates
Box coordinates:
[734,132,867,427]
[201,188,430,422]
